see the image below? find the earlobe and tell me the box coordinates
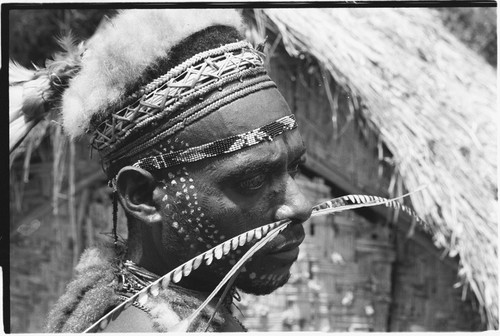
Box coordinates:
[116,166,163,224]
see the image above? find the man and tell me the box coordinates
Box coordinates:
[44,8,312,332]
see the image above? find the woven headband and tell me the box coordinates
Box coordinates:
[133,114,298,171]
[90,41,277,176]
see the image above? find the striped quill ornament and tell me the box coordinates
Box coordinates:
[84,189,426,332]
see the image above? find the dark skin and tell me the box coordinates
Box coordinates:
[116,87,312,296]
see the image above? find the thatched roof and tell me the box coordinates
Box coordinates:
[249,8,497,328]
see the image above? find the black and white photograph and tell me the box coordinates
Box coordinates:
[5,3,498,333]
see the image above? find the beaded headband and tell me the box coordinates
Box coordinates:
[133,114,298,171]
[90,41,277,176]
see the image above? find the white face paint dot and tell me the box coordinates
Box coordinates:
[186,195,190,200]
[162,195,168,202]
[176,191,182,197]
[172,221,179,229]
[249,272,256,279]
[180,177,186,183]
[189,185,195,189]
[171,180,177,185]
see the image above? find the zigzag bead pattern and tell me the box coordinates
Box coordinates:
[91,41,266,153]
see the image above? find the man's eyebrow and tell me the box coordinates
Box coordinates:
[221,155,283,181]
[218,144,306,181]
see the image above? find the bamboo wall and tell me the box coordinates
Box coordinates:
[389,228,484,331]
[10,138,116,332]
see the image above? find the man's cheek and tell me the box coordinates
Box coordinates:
[159,169,216,252]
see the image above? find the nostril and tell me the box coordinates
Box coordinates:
[274,205,293,222]
[297,201,313,222]
[274,200,313,222]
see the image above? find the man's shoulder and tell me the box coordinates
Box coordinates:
[99,285,247,332]
[101,305,155,332]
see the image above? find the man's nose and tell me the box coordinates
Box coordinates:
[274,176,313,222]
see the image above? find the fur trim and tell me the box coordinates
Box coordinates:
[61,9,244,138]
[46,246,121,332]
[46,244,235,332]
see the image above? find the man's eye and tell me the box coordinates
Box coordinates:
[239,174,266,190]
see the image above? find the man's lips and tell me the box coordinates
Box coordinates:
[268,234,303,254]
[260,221,305,258]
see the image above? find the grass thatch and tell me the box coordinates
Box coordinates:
[249,8,497,328]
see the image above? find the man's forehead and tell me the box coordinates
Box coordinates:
[177,87,292,147]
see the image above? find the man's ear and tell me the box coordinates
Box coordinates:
[115,166,162,224]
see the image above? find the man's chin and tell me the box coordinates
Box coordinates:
[236,271,291,295]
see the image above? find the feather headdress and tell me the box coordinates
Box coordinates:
[9,34,85,153]
[61,9,243,139]
[9,9,243,151]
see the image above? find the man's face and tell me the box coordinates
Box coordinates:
[152,88,312,294]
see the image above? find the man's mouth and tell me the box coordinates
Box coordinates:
[261,221,305,262]
[267,244,301,263]
[270,239,302,253]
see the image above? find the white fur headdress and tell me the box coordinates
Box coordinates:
[61,9,243,138]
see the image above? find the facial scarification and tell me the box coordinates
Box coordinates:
[158,163,296,294]
[149,88,312,295]
[157,140,212,255]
